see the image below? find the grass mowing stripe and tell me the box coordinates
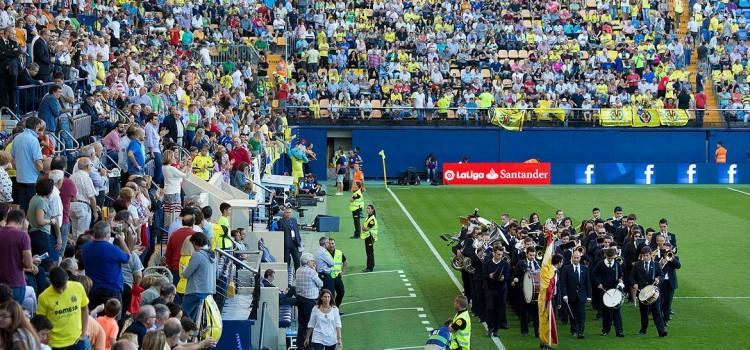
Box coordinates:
[727,187,750,196]
[341,307,424,318]
[387,187,505,350]
[340,295,417,306]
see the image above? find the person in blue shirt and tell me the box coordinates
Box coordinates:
[81,221,130,317]
[127,127,146,176]
[37,85,65,133]
[10,117,44,211]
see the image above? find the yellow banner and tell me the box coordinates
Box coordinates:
[599,108,633,126]
[534,107,566,121]
[491,108,525,131]
[632,108,661,127]
[658,109,690,126]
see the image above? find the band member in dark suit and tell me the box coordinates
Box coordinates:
[615,214,643,247]
[656,218,678,252]
[559,251,592,338]
[453,226,479,303]
[470,230,489,321]
[279,207,302,271]
[512,247,540,337]
[483,245,511,337]
[604,206,624,233]
[32,28,52,82]
[656,241,680,323]
[629,246,668,337]
[591,248,625,337]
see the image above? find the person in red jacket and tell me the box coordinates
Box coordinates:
[164,214,197,286]
[228,136,252,171]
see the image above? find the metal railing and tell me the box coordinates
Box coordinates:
[15,78,86,116]
[281,105,750,128]
[210,44,261,66]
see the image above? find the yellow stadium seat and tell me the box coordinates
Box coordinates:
[319,99,330,118]
[481,69,491,79]
[371,100,382,119]
[508,50,519,59]
[498,50,508,59]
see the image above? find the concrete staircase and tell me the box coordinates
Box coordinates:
[673,0,720,126]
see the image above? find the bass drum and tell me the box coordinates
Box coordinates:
[602,288,624,308]
[638,285,660,305]
[523,271,540,303]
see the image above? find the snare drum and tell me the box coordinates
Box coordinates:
[602,288,625,308]
[638,285,660,305]
[523,271,541,303]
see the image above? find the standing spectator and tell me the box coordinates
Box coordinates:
[37,86,64,134]
[0,300,42,350]
[0,209,35,304]
[425,154,438,184]
[694,90,706,126]
[279,207,302,271]
[127,127,146,177]
[27,178,57,292]
[31,28,52,82]
[96,299,121,350]
[181,232,216,322]
[81,221,130,316]
[304,289,342,350]
[144,113,164,185]
[162,150,189,227]
[37,267,89,350]
[70,157,98,236]
[103,122,124,160]
[0,151,13,203]
[0,26,23,111]
[11,117,44,211]
[295,253,323,350]
[51,156,76,259]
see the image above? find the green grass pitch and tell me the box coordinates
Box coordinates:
[315,184,750,350]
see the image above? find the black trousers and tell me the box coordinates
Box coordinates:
[296,296,317,349]
[14,182,36,212]
[567,299,586,335]
[0,73,16,111]
[639,299,666,333]
[285,246,301,271]
[660,283,675,321]
[364,236,375,270]
[602,306,623,334]
[320,273,335,294]
[485,287,507,332]
[352,209,361,238]
[333,276,345,307]
[90,288,123,319]
[461,271,472,302]
[471,278,485,320]
[520,300,539,335]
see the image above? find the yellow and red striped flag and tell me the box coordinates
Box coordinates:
[538,227,559,347]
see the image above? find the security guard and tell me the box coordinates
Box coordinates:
[449,295,472,350]
[327,238,347,307]
[349,183,364,239]
[361,204,377,272]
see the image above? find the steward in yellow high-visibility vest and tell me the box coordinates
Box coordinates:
[349,183,364,239]
[361,205,377,272]
[449,295,471,350]
[327,238,347,306]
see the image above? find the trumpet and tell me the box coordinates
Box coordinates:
[614,256,624,266]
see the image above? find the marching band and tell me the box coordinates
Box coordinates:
[443,206,680,344]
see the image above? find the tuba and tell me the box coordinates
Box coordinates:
[451,255,475,274]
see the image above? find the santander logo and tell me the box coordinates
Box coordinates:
[442,162,551,185]
[486,169,499,180]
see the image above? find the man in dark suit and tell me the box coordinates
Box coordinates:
[591,247,625,337]
[657,243,680,323]
[512,247,540,337]
[483,246,511,337]
[656,218,678,252]
[629,246,667,337]
[160,106,184,146]
[279,207,302,271]
[32,28,52,82]
[559,250,592,338]
[0,26,23,110]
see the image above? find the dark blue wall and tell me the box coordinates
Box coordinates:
[291,126,750,179]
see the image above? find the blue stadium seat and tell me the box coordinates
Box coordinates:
[742,0,750,8]
[739,30,748,41]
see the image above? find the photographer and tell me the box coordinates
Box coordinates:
[81,221,131,318]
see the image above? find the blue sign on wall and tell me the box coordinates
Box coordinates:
[557,163,748,184]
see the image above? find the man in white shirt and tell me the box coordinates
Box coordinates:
[70,157,98,236]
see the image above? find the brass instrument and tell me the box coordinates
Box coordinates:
[451,255,476,274]
[535,245,545,260]
[614,256,624,266]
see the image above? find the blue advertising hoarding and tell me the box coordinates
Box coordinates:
[558,163,748,185]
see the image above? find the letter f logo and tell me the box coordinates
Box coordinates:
[585,164,595,184]
[687,164,697,184]
[644,164,655,185]
[728,164,738,184]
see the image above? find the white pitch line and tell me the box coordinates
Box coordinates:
[341,307,422,318]
[388,188,505,350]
[343,270,401,277]
[383,347,423,350]
[674,296,750,299]
[727,187,750,196]
[340,295,418,306]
